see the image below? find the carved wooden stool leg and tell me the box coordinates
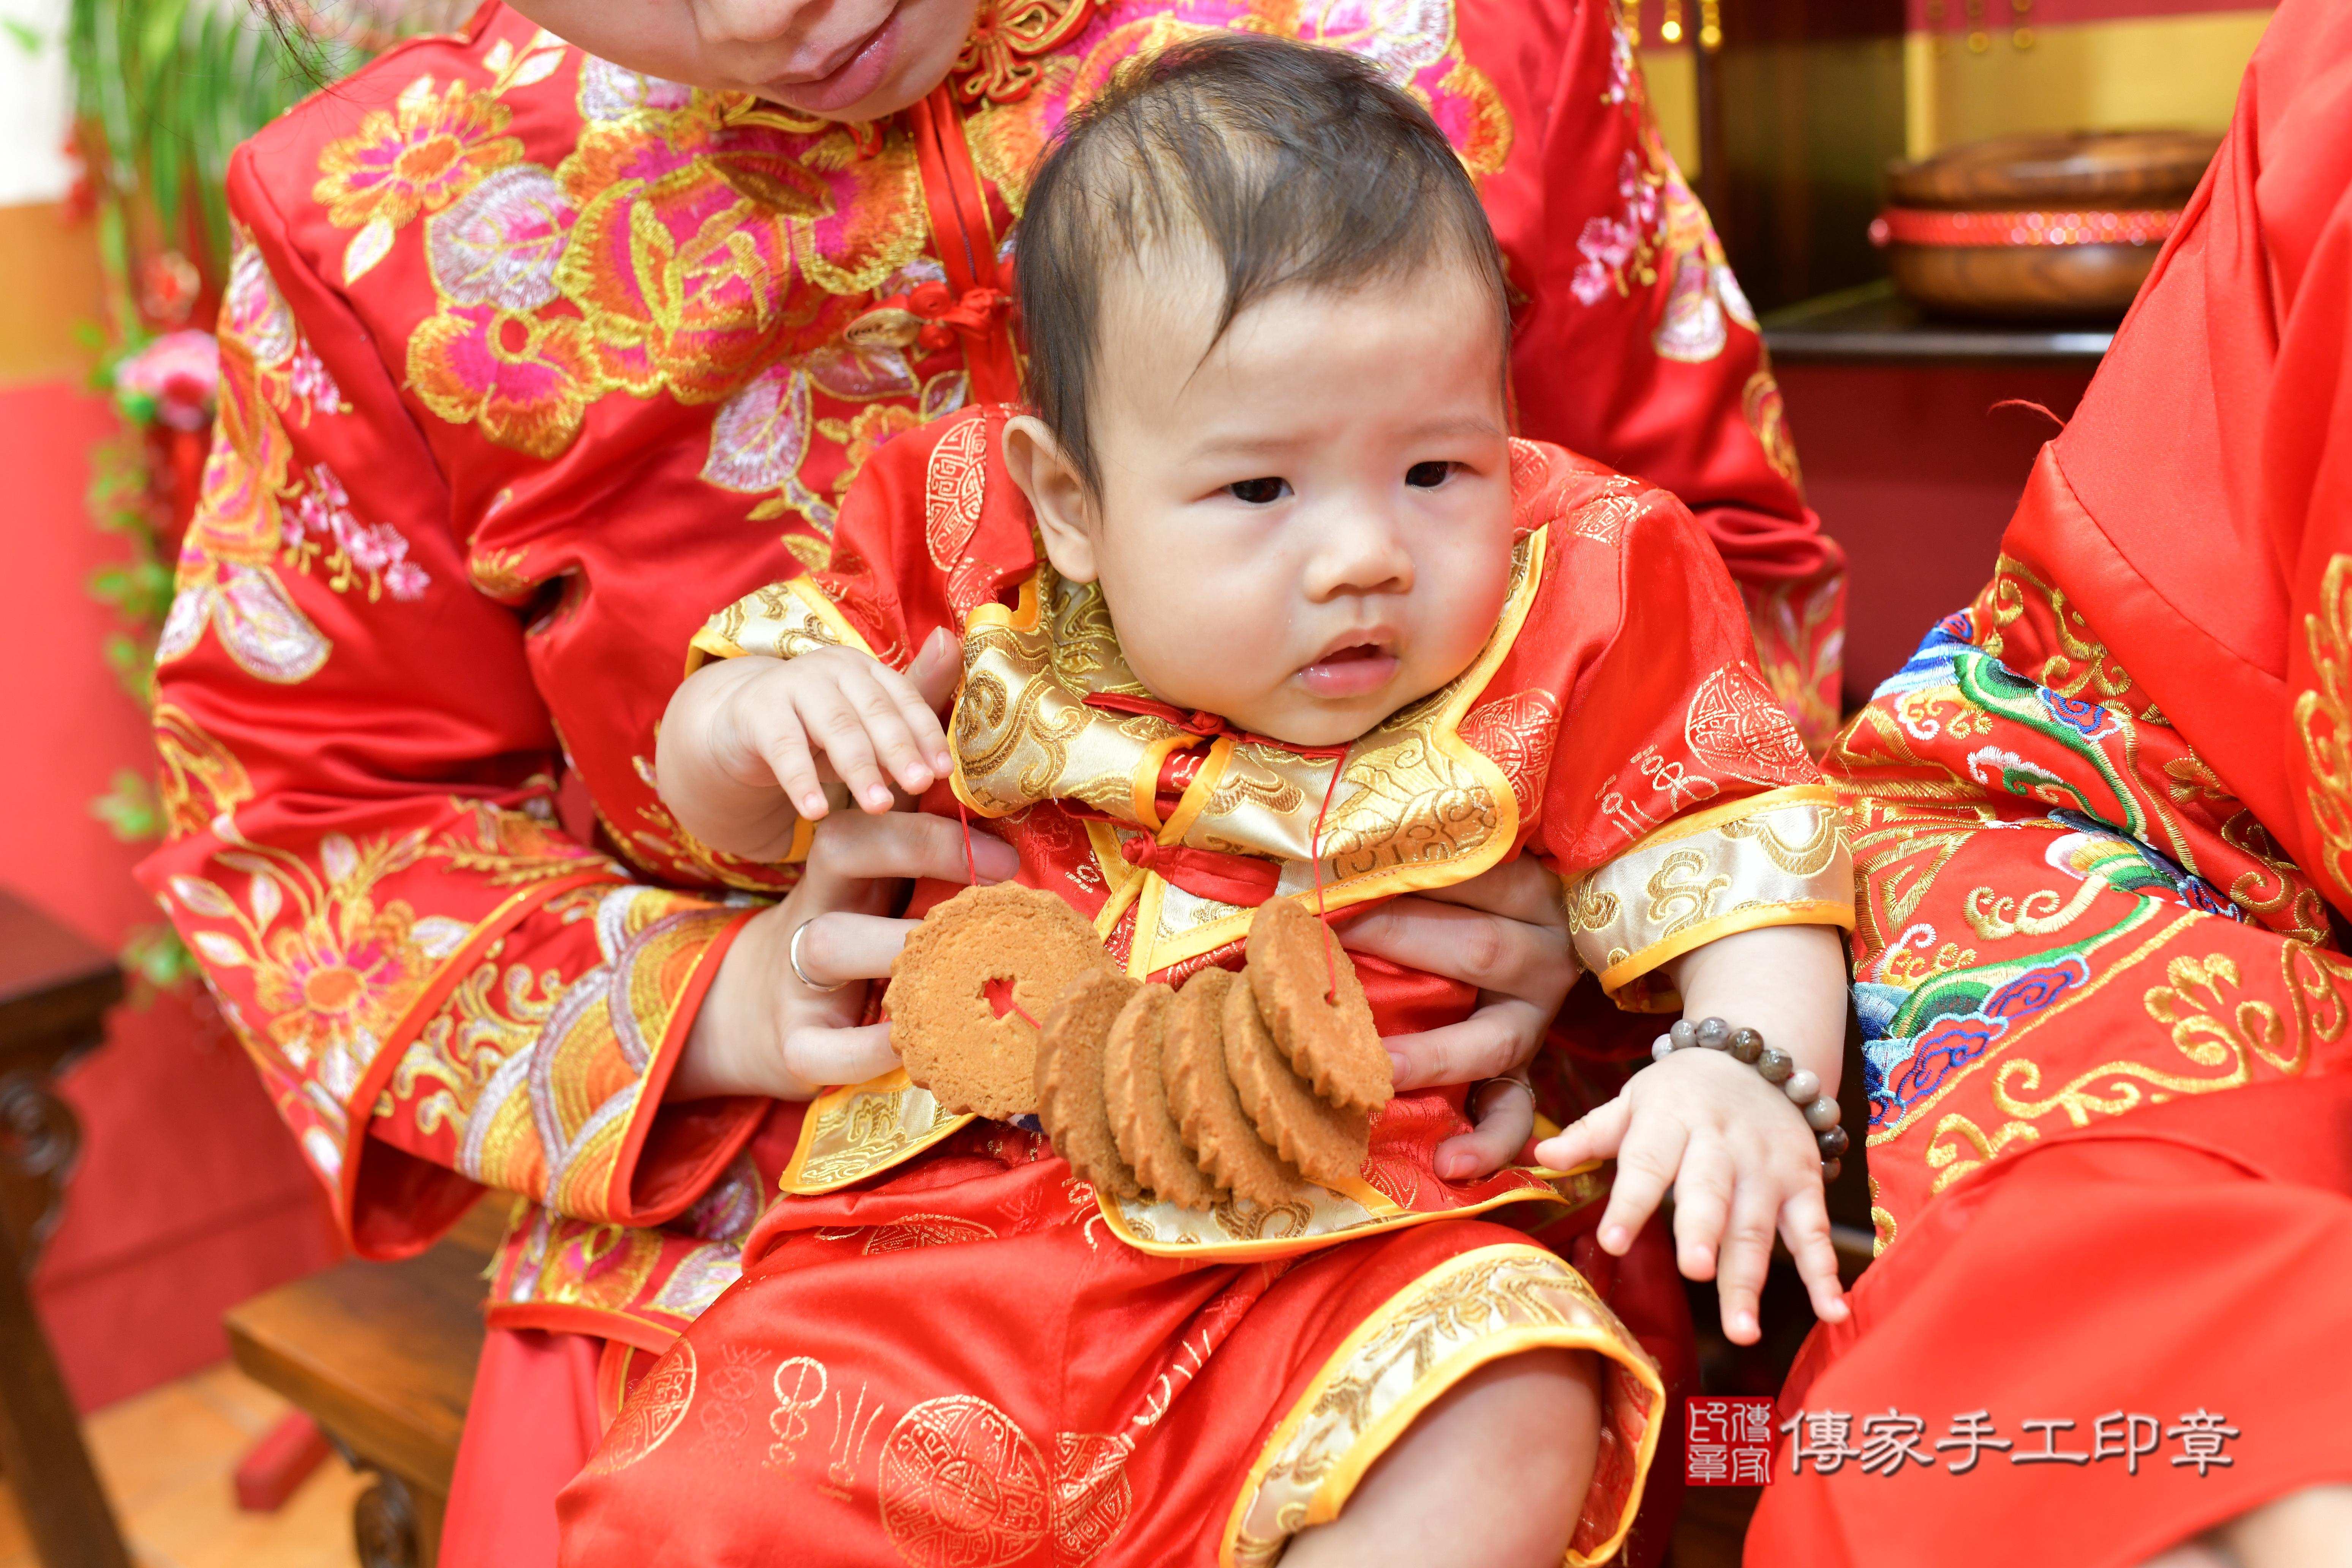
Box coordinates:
[0,1216,132,1568]
[354,1468,420,1568]
[0,895,133,1567]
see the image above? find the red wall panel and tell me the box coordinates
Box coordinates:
[1778,361,2096,707]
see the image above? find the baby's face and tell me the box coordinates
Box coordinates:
[1012,254,1516,748]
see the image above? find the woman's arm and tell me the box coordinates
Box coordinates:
[139,181,757,1260]
[1487,0,1843,743]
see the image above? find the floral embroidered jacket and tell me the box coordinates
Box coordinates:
[692,411,1855,1251]
[1828,0,2352,1252]
[140,0,1838,1350]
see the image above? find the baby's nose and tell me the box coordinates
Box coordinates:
[1306,513,1415,598]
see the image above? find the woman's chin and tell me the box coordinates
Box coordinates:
[755,0,977,120]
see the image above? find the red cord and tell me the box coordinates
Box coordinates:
[961,797,1043,1027]
[956,797,980,888]
[1310,757,1344,1005]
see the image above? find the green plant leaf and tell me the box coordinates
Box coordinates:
[92,767,161,842]
[120,922,198,996]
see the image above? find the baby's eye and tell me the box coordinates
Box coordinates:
[1405,460,1454,489]
[1228,476,1290,505]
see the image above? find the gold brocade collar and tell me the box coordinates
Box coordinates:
[948,535,1547,975]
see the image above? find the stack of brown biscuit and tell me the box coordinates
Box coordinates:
[1037,898,1393,1209]
[889,884,1395,1209]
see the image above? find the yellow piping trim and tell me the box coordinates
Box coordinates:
[1093,1178,1566,1260]
[1596,898,1858,1006]
[683,629,743,675]
[1216,1241,1666,1568]
[1085,820,1146,939]
[1614,782,1839,855]
[1128,732,1194,834]
[1125,873,1170,980]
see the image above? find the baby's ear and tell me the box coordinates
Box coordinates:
[1002,415,1098,583]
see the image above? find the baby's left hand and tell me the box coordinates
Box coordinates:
[1535,1046,1848,1345]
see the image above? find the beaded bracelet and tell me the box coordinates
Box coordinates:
[1650,1016,1848,1182]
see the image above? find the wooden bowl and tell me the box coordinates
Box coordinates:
[1875,130,2221,321]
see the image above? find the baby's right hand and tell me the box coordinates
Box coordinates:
[727,637,959,817]
[658,629,962,864]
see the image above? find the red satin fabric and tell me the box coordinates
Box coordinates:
[449,1216,1697,1568]
[441,1329,605,1568]
[1751,1081,2352,1568]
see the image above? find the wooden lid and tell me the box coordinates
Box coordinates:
[1887,130,2221,210]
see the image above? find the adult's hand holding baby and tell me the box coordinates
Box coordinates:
[665,631,1022,1103]
[1339,855,1578,1182]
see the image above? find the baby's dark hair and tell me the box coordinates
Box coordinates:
[1015,32,1511,495]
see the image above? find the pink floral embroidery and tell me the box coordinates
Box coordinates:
[283,465,432,602]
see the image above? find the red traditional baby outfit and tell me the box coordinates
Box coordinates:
[553,409,1853,1565]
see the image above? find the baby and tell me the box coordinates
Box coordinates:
[629,33,1852,1568]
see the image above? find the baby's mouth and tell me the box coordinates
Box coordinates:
[1297,640,1401,700]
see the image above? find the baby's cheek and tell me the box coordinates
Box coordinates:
[1120,586,1287,709]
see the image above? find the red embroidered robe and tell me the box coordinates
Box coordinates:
[1751,0,2352,1557]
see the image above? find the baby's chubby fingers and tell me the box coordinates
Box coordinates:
[1711,1179,1786,1345]
[1592,1107,1687,1256]
[795,677,900,813]
[869,649,955,781]
[1532,1094,1630,1174]
[1779,1184,1850,1325]
[1668,1139,1735,1280]
[754,709,829,820]
[837,662,946,801]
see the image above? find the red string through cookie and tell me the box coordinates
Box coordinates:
[956,797,981,890]
[1309,756,1345,1004]
[958,797,1042,1027]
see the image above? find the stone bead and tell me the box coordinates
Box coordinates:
[1669,1018,1699,1051]
[1804,1095,1841,1131]
[1821,1158,1843,1184]
[1818,1124,1851,1159]
[1784,1068,1821,1104]
[1727,1026,1765,1064]
[1695,1016,1731,1050]
[1756,1048,1794,1084]
[1651,1035,1675,1064]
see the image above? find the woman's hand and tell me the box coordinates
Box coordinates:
[1338,854,1580,1181]
[666,636,1018,1103]
[669,810,1021,1101]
